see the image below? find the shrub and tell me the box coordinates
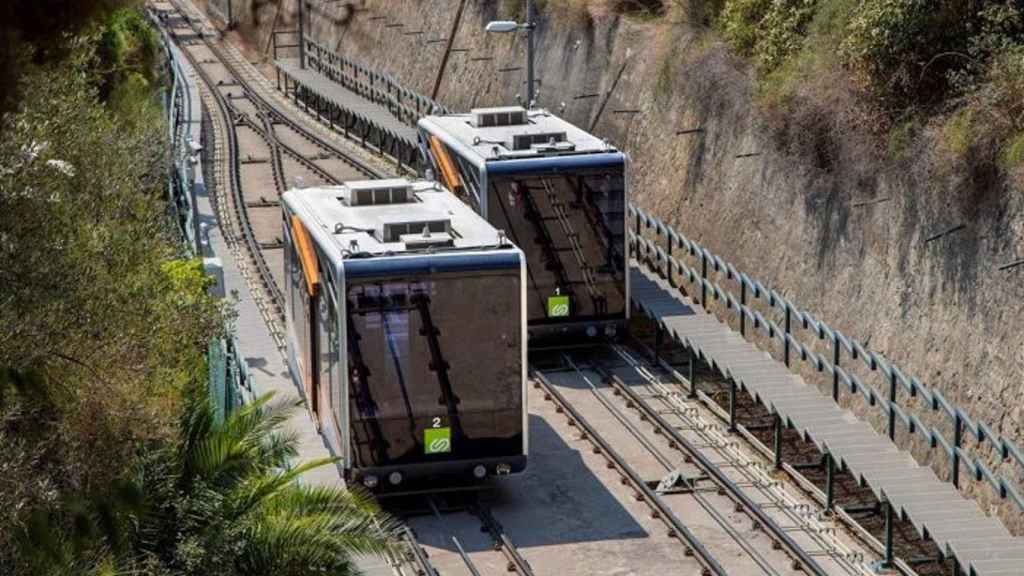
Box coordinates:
[719,0,818,70]
[840,0,1024,109]
[980,46,1024,132]
[1000,132,1024,171]
[887,117,918,160]
[719,0,771,56]
[940,107,976,158]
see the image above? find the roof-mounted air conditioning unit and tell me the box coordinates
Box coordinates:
[512,131,569,151]
[472,106,528,128]
[344,179,414,207]
[382,219,451,243]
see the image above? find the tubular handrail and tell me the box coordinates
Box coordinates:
[628,205,1024,512]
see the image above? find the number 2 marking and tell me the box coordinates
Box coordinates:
[432,417,441,428]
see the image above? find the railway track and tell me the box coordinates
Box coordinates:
[392,493,535,576]
[627,319,938,576]
[532,347,873,576]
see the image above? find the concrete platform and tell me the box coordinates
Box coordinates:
[629,264,1024,576]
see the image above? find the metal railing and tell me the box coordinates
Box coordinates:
[628,205,1024,512]
[158,14,202,255]
[208,334,256,422]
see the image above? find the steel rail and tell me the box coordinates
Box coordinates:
[473,504,535,576]
[600,347,831,576]
[612,343,871,575]
[424,496,488,576]
[399,525,438,576]
[625,336,907,576]
[245,110,343,188]
[254,108,288,194]
[531,367,727,576]
[561,353,781,576]
[174,33,286,316]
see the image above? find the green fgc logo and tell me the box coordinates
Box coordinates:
[547,294,570,317]
[424,427,451,454]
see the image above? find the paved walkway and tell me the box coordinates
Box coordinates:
[629,264,1024,576]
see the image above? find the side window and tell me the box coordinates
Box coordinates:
[329,292,341,436]
[290,240,304,351]
[284,220,293,326]
[318,265,332,427]
[454,155,482,212]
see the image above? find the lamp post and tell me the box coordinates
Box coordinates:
[485,0,536,108]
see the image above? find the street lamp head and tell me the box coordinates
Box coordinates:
[485,20,520,33]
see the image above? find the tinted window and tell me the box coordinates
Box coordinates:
[487,164,626,323]
[346,268,522,467]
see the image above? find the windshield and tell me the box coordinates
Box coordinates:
[346,267,522,467]
[487,162,626,324]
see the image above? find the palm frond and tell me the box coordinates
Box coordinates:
[228,456,339,518]
[181,392,301,488]
[242,504,395,574]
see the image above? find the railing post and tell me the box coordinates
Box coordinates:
[700,252,708,309]
[952,412,963,489]
[665,232,674,286]
[883,501,894,569]
[633,212,641,260]
[783,305,791,368]
[728,379,737,433]
[825,452,835,512]
[654,323,663,364]
[888,369,897,441]
[739,281,747,337]
[687,347,697,399]
[831,333,840,402]
[773,413,783,469]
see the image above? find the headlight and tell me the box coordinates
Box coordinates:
[362,475,379,489]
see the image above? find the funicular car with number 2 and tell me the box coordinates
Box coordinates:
[282,178,528,491]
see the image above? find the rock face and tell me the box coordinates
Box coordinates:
[220,0,1023,530]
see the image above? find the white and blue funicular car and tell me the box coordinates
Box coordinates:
[282,178,528,491]
[418,106,629,345]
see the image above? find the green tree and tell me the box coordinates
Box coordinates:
[14,389,398,576]
[0,14,222,569]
